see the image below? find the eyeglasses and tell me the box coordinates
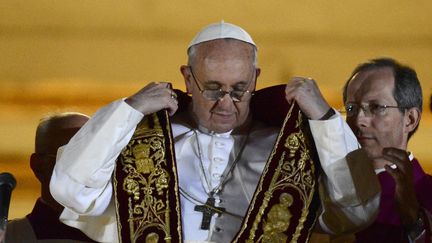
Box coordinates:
[344,103,406,117]
[189,66,255,102]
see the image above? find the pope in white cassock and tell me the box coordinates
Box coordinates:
[50,22,380,243]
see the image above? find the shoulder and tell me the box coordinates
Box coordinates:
[6,217,36,242]
[411,158,431,181]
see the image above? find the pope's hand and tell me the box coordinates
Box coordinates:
[285,77,331,119]
[125,82,178,116]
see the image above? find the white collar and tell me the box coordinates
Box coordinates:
[197,125,232,138]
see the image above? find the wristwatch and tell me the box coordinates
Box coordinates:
[405,209,426,241]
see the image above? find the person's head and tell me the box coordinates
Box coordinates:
[180,22,261,133]
[30,112,89,212]
[342,58,422,163]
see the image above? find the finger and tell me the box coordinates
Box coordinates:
[285,77,305,97]
[382,147,411,172]
[162,82,177,99]
[292,77,318,92]
[168,87,178,99]
[285,80,298,90]
[384,164,402,180]
[292,77,307,88]
[383,158,406,174]
[166,89,178,103]
[154,83,174,99]
[171,92,178,99]
[286,76,307,89]
[136,81,157,92]
[141,82,170,96]
[156,81,171,88]
[284,88,298,104]
[291,76,307,83]
[166,97,178,116]
[381,154,406,171]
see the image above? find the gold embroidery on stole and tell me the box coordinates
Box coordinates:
[113,112,181,243]
[233,104,319,243]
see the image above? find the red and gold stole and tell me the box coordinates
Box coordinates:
[113,110,182,243]
[233,102,321,243]
[113,86,320,243]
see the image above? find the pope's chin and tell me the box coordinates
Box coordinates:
[210,120,236,133]
[212,112,235,121]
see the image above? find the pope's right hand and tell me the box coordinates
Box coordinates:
[125,82,179,116]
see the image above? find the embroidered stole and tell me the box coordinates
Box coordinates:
[232,103,321,243]
[114,102,320,243]
[113,110,182,243]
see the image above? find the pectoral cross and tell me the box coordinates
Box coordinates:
[194,196,225,230]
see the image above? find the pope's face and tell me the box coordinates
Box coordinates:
[182,39,259,133]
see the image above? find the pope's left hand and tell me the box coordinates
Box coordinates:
[383,147,420,225]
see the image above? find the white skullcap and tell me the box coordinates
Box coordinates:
[187,21,256,50]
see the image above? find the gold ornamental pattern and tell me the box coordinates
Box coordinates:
[114,112,181,243]
[233,104,318,243]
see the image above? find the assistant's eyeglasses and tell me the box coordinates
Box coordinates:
[343,103,406,117]
[189,66,255,102]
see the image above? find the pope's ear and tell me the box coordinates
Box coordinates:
[180,65,192,94]
[255,68,261,79]
[404,107,421,133]
[253,68,261,90]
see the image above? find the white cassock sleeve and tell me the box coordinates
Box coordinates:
[50,99,143,243]
[308,109,380,234]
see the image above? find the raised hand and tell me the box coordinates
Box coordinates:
[125,82,178,116]
[383,147,420,225]
[285,77,331,120]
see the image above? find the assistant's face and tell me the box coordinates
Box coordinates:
[345,68,408,163]
[182,39,259,133]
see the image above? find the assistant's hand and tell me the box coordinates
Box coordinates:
[285,77,331,119]
[125,82,178,116]
[383,147,420,225]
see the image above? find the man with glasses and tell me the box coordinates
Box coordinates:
[50,22,380,242]
[342,58,432,242]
